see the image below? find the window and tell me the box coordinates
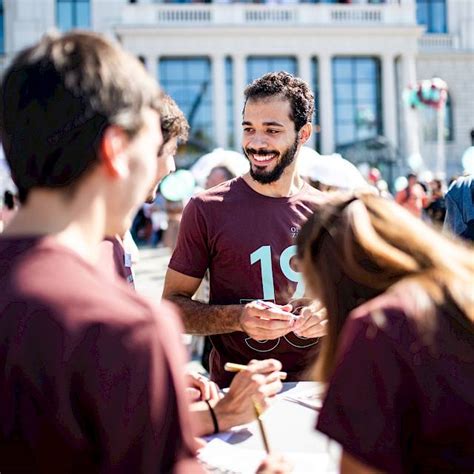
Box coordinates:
[246,56,297,84]
[312,58,321,153]
[57,0,90,30]
[416,0,447,34]
[333,57,382,148]
[422,94,453,142]
[159,57,213,163]
[225,57,234,149]
[0,1,4,55]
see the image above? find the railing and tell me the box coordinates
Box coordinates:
[120,3,416,27]
[156,7,212,23]
[330,7,382,23]
[245,7,296,24]
[418,34,459,51]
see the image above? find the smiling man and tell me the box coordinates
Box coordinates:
[163,72,327,387]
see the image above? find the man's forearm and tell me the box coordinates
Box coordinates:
[166,295,243,335]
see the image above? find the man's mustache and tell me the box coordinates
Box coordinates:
[245,148,280,157]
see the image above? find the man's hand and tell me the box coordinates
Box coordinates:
[185,372,222,403]
[290,298,328,339]
[213,359,283,430]
[240,301,295,341]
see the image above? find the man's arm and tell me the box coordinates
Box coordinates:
[162,268,242,335]
[162,268,294,338]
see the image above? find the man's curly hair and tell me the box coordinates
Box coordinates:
[159,94,189,145]
[243,71,314,132]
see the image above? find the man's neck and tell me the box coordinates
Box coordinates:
[3,189,106,264]
[243,167,305,198]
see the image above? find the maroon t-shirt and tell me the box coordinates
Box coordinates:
[98,236,135,287]
[169,177,326,386]
[317,286,474,473]
[0,236,203,473]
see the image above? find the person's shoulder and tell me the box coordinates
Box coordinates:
[348,281,434,342]
[74,275,184,338]
[1,237,169,334]
[446,175,474,201]
[194,177,243,199]
[189,177,246,211]
[449,175,474,191]
[350,290,407,322]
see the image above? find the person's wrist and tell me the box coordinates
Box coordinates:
[234,304,245,332]
[213,397,242,432]
[204,399,220,434]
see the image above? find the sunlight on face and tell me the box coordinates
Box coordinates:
[242,98,299,184]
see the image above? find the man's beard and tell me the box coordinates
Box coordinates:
[244,139,299,185]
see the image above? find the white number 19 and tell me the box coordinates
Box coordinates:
[250,245,304,300]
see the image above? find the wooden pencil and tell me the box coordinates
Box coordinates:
[224,362,287,381]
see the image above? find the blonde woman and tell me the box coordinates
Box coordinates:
[297,192,474,473]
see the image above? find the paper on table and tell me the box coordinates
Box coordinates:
[282,384,326,410]
[198,438,339,474]
[198,439,264,473]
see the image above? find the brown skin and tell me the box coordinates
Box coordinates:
[162,270,295,339]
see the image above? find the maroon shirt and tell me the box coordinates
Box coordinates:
[169,177,326,386]
[98,236,135,287]
[0,236,203,473]
[317,286,474,473]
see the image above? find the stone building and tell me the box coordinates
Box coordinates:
[1,0,473,179]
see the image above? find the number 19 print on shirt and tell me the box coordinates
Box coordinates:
[243,244,318,353]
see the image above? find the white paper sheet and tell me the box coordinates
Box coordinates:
[282,385,326,410]
[198,438,339,474]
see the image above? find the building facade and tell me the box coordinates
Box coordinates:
[2,0,473,179]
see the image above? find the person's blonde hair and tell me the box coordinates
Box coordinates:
[297,191,474,382]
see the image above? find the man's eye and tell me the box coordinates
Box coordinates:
[243,128,254,133]
[268,130,280,134]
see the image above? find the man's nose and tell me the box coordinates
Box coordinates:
[248,132,268,149]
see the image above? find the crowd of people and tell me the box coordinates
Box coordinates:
[0,31,473,473]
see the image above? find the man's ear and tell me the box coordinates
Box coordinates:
[99,126,130,178]
[298,123,313,145]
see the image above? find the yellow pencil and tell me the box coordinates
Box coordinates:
[224,362,287,381]
[252,397,271,454]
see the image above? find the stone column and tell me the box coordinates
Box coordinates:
[382,53,398,148]
[298,53,316,149]
[233,54,246,150]
[318,54,334,154]
[212,54,227,149]
[400,53,420,160]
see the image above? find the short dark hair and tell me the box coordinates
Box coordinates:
[243,71,314,132]
[0,31,161,203]
[159,95,189,145]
